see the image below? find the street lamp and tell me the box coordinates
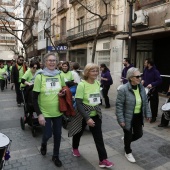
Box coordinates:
[127,0,136,60]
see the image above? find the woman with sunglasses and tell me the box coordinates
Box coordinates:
[116,67,151,163]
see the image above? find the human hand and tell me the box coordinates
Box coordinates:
[58,90,66,96]
[38,114,46,126]
[87,118,95,127]
[141,80,144,85]
[120,122,125,127]
[147,84,152,89]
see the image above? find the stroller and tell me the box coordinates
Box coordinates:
[161,98,170,123]
[20,85,40,137]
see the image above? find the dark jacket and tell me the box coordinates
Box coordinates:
[101,70,113,86]
[116,82,152,130]
[59,86,75,116]
[142,66,162,88]
[11,64,27,83]
[121,64,133,84]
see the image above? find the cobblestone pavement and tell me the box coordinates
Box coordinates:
[1,85,170,170]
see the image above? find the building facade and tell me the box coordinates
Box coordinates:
[0,0,16,61]
[117,0,170,92]
[23,0,39,60]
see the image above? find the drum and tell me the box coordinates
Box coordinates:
[161,103,170,112]
[0,133,10,169]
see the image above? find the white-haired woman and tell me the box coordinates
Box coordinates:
[69,63,113,168]
[33,53,65,167]
[116,67,151,163]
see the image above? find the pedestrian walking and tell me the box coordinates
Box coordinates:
[100,63,113,108]
[121,58,133,84]
[141,58,162,123]
[116,67,151,163]
[33,53,66,167]
[61,61,74,87]
[0,63,7,92]
[11,56,27,106]
[71,62,81,84]
[69,63,114,168]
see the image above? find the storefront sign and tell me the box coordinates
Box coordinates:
[47,46,68,52]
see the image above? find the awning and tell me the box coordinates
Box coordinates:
[0,51,15,60]
[116,27,170,40]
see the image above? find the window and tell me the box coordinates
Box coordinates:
[78,17,84,32]
[60,17,66,37]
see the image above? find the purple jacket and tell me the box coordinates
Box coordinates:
[142,67,162,87]
[121,64,133,84]
[101,70,113,86]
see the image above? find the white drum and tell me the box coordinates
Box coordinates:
[161,103,170,112]
[0,132,10,167]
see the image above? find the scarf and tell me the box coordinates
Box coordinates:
[31,67,60,82]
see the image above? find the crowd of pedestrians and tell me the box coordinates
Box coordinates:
[1,53,170,169]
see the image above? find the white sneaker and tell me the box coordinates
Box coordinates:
[121,137,124,141]
[125,153,136,163]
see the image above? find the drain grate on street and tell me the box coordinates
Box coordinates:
[158,144,170,158]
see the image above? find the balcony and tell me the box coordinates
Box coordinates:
[0,40,16,45]
[54,32,67,45]
[57,0,67,13]
[67,15,117,41]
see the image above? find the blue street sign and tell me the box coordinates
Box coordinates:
[47,46,68,51]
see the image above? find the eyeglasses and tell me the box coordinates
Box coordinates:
[19,59,24,62]
[46,60,56,63]
[33,67,37,69]
[133,75,142,79]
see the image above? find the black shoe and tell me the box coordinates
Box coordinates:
[105,105,110,108]
[11,86,13,90]
[40,144,47,156]
[158,124,168,127]
[52,156,62,167]
[150,118,156,123]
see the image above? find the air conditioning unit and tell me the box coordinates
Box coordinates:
[132,10,149,27]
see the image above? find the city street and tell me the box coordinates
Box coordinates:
[1,85,170,170]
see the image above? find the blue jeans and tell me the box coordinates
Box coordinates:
[42,116,62,157]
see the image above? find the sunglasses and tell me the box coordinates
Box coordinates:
[133,75,142,79]
[33,67,37,69]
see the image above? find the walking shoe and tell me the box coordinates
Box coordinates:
[121,137,124,141]
[105,105,110,109]
[125,153,136,163]
[52,156,62,167]
[99,159,114,168]
[40,144,47,156]
[150,118,156,123]
[72,148,80,157]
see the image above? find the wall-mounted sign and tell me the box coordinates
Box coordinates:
[47,46,68,52]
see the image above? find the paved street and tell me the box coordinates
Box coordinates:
[1,85,170,170]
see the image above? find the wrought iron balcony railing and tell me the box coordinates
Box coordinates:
[57,0,67,13]
[55,32,67,44]
[67,14,117,41]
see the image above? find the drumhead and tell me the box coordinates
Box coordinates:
[0,133,10,147]
[161,103,170,111]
